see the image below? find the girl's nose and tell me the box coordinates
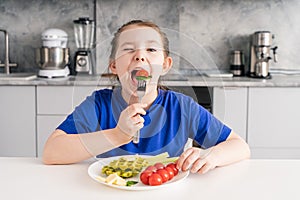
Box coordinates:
[135,57,145,61]
[134,50,145,62]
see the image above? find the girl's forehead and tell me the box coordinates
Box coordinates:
[118,26,163,45]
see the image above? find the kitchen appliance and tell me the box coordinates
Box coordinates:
[230,50,245,76]
[36,28,70,78]
[249,31,278,78]
[73,17,95,74]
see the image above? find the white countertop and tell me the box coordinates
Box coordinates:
[1,74,300,87]
[1,157,299,200]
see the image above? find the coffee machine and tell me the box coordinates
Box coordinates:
[73,17,95,74]
[249,31,278,78]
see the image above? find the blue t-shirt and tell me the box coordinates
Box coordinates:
[57,88,231,158]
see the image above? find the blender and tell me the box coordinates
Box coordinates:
[36,28,70,78]
[73,17,95,74]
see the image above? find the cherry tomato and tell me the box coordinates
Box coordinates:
[148,173,163,186]
[156,169,170,183]
[166,163,179,176]
[154,162,165,170]
[140,170,153,185]
[165,166,175,180]
[145,165,157,172]
[136,69,149,77]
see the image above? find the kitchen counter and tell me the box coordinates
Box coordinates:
[0,157,298,200]
[1,73,300,87]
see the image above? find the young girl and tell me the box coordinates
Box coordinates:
[43,20,250,174]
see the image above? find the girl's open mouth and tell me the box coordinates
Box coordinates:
[131,69,152,85]
[131,70,139,85]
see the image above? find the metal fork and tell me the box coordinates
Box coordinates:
[133,80,146,144]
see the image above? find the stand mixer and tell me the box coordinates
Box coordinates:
[73,17,95,74]
[249,31,278,78]
[36,28,70,78]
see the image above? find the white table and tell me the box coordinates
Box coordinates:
[1,157,299,200]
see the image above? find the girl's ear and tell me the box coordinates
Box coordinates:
[161,56,173,75]
[109,60,117,74]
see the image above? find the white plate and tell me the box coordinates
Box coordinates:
[88,155,189,191]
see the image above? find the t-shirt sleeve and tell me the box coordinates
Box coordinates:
[188,98,231,148]
[57,91,101,134]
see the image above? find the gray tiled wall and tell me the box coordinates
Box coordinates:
[1,0,299,74]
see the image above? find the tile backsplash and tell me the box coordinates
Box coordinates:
[0,0,299,74]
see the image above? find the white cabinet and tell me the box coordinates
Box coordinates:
[213,87,247,140]
[36,86,106,157]
[248,87,300,158]
[37,115,66,157]
[0,86,36,156]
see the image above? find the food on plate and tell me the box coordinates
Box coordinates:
[101,156,148,178]
[99,152,179,187]
[139,162,179,186]
[96,173,127,186]
[166,163,179,176]
[96,173,138,187]
[101,152,178,179]
[148,173,163,186]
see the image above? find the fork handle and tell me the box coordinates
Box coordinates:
[133,130,140,144]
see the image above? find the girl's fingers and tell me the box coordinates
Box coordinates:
[176,148,194,171]
[126,103,147,117]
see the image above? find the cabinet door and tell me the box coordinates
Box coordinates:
[0,86,36,156]
[37,86,106,115]
[248,87,300,158]
[37,115,66,157]
[213,87,247,140]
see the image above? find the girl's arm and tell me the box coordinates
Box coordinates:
[42,127,132,165]
[43,103,147,165]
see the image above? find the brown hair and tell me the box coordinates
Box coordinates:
[109,20,170,62]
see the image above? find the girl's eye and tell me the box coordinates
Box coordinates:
[147,48,157,52]
[123,48,135,52]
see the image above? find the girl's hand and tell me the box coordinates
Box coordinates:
[117,103,147,138]
[176,147,219,174]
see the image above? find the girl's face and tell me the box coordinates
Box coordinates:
[110,25,172,102]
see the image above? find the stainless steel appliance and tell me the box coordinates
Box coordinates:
[230,50,245,76]
[249,31,278,78]
[36,28,70,78]
[73,17,95,74]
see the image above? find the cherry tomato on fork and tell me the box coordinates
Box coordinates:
[136,69,149,77]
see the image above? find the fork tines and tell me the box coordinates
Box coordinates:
[137,80,146,91]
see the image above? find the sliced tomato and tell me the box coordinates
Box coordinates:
[145,165,157,172]
[154,162,165,170]
[165,166,175,180]
[140,170,153,185]
[136,69,149,77]
[156,169,170,183]
[166,163,179,176]
[148,173,163,186]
